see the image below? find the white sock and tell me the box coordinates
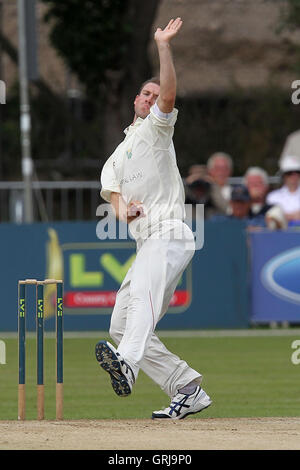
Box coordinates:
[178,380,198,395]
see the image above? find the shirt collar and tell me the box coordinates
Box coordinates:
[124,117,144,136]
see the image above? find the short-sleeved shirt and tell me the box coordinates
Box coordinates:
[266,186,300,214]
[100,104,186,241]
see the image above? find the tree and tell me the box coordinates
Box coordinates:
[278,0,300,31]
[277,0,300,73]
[41,0,161,158]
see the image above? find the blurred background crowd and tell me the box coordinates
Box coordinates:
[184,146,300,230]
[1,0,300,227]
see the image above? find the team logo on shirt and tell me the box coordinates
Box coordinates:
[126,149,132,159]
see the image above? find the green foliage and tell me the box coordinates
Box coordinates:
[278,0,300,31]
[4,84,300,180]
[41,0,131,95]
[4,0,300,180]
[175,88,300,178]
[3,84,105,179]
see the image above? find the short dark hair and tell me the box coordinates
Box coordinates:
[138,77,160,94]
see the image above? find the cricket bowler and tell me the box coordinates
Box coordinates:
[95,17,212,419]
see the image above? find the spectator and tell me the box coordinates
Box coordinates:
[210,185,251,222]
[266,156,300,224]
[207,152,233,204]
[244,166,287,229]
[185,164,207,185]
[185,177,210,206]
[229,184,251,219]
[185,178,227,219]
[211,184,287,230]
[184,164,228,218]
[244,167,273,217]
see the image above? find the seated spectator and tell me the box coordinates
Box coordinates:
[185,164,207,185]
[207,152,233,205]
[229,185,252,220]
[244,167,287,229]
[211,184,287,230]
[185,177,210,205]
[184,164,228,218]
[266,156,300,224]
[185,178,227,219]
[243,167,274,217]
[210,185,252,222]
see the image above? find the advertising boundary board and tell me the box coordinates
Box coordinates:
[250,230,300,324]
[0,220,249,331]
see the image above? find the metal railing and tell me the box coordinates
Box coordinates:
[0,176,281,223]
[0,180,101,223]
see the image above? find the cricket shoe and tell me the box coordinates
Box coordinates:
[152,386,212,420]
[95,340,135,397]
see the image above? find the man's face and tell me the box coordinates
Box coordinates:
[134,83,160,119]
[209,157,231,186]
[230,200,251,218]
[246,175,268,200]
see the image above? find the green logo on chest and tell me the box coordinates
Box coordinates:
[126,149,132,159]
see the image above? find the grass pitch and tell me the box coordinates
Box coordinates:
[0,332,299,420]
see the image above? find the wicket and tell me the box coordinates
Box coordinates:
[18,278,64,421]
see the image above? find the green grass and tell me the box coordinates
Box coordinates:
[0,334,300,420]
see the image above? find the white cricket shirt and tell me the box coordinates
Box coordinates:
[100,104,186,241]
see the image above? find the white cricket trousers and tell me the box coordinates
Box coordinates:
[109,221,202,398]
